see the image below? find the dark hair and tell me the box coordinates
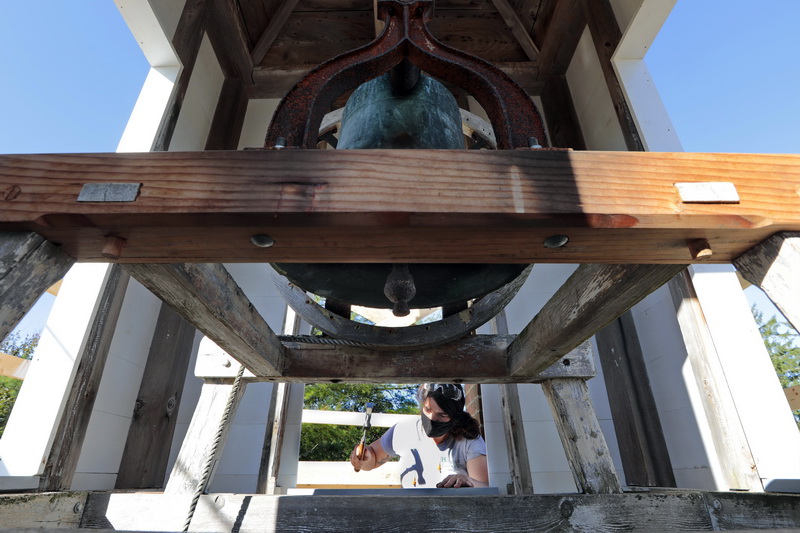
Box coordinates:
[418,384,481,440]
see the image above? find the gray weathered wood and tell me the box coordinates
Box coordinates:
[123,263,284,376]
[541,378,622,494]
[39,265,130,491]
[668,270,763,491]
[164,380,247,494]
[499,384,534,494]
[595,312,676,487]
[0,232,74,342]
[115,303,196,489]
[508,263,686,378]
[152,0,208,152]
[263,382,291,495]
[76,490,800,532]
[734,232,800,334]
[0,492,86,529]
[256,383,281,493]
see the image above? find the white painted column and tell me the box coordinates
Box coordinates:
[0,264,113,475]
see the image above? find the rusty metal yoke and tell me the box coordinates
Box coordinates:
[265,0,548,150]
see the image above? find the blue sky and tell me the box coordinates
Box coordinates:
[1,0,798,335]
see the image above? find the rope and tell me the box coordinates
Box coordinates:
[183,364,246,532]
[278,335,375,348]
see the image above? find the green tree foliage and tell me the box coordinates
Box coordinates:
[0,331,40,437]
[751,305,800,427]
[300,384,419,461]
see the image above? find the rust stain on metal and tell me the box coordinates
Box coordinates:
[266,0,547,151]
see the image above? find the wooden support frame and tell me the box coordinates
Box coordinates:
[0,232,74,341]
[39,265,130,491]
[122,263,284,376]
[2,150,799,264]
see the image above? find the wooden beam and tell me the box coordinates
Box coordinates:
[0,493,86,530]
[250,0,301,66]
[734,232,800,334]
[508,263,686,378]
[250,62,544,99]
[595,311,676,487]
[260,383,291,494]
[39,265,130,491]
[164,379,246,494]
[152,0,208,151]
[535,0,585,78]
[499,384,534,494]
[0,232,74,341]
[542,378,622,493]
[205,77,249,150]
[207,0,255,81]
[491,0,539,61]
[579,0,644,152]
[668,271,764,491]
[76,491,800,531]
[122,263,284,376]
[115,304,196,490]
[2,151,799,263]
[540,74,586,149]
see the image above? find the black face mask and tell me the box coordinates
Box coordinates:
[421,412,455,438]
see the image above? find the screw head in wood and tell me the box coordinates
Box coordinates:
[250,234,275,248]
[544,235,569,248]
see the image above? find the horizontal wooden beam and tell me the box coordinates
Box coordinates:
[1,151,799,263]
[73,491,800,532]
[196,335,595,383]
[122,263,284,376]
[508,263,686,378]
[250,62,544,99]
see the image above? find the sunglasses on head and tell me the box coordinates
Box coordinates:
[423,383,464,402]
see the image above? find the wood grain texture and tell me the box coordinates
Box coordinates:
[122,263,284,376]
[205,77,249,150]
[536,0,585,77]
[500,383,534,494]
[0,232,74,341]
[0,492,87,529]
[164,380,247,494]
[77,490,800,532]
[2,151,799,263]
[491,0,539,60]
[39,265,130,491]
[541,378,622,494]
[277,335,593,383]
[734,232,800,334]
[595,312,676,487]
[508,263,687,377]
[115,304,196,490]
[668,271,763,491]
[208,0,255,80]
[251,0,302,65]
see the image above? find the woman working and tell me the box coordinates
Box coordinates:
[349,383,489,488]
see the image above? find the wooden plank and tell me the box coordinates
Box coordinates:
[237,0,270,46]
[668,271,764,491]
[0,351,30,379]
[259,382,291,494]
[734,232,800,334]
[0,492,87,529]
[152,0,208,152]
[0,232,74,342]
[207,0,255,80]
[279,335,593,383]
[77,490,800,531]
[250,0,302,65]
[535,0,585,78]
[2,151,800,263]
[39,265,130,491]
[256,383,282,493]
[115,304,196,490]
[540,74,586,149]
[251,61,542,98]
[579,0,644,152]
[164,379,247,494]
[508,263,686,378]
[205,77,249,150]
[541,378,622,494]
[595,312,676,487]
[491,0,539,61]
[499,384,534,494]
[122,263,284,376]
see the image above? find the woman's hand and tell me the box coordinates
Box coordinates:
[350,443,374,471]
[436,473,480,488]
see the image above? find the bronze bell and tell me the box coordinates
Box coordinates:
[272,68,527,318]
